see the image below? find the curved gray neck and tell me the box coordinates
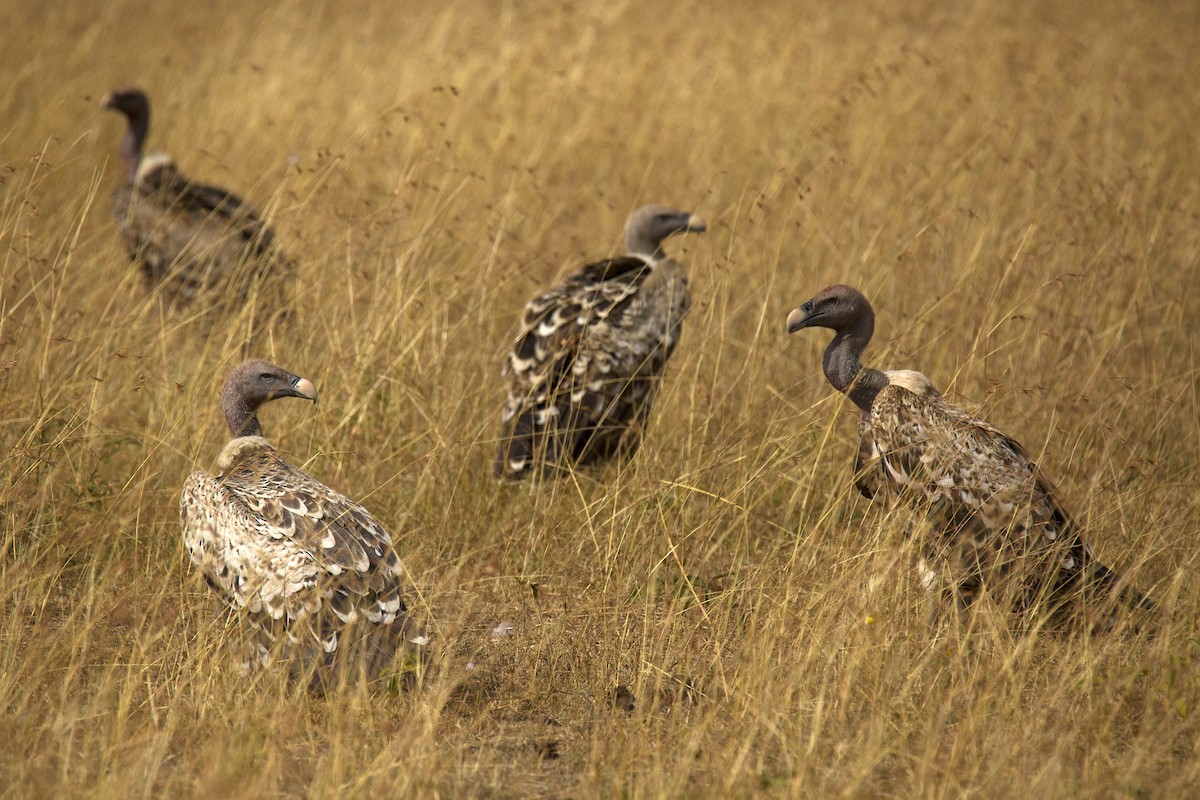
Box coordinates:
[626,234,665,261]
[221,390,263,438]
[823,323,888,414]
[119,112,148,181]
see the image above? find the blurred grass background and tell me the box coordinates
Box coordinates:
[1,0,1198,796]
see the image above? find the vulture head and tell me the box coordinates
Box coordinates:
[787,285,887,410]
[220,360,318,438]
[100,87,150,121]
[786,284,874,338]
[624,204,707,259]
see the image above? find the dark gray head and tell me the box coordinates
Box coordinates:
[101,87,152,178]
[785,284,874,338]
[219,359,318,438]
[100,87,150,120]
[786,285,886,412]
[624,204,707,259]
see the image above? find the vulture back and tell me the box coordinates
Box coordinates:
[497,254,690,479]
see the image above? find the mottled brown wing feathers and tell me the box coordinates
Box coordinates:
[497,256,686,479]
[112,157,290,312]
[572,256,652,285]
[181,442,423,681]
[149,163,273,246]
[863,384,1148,619]
[853,421,884,501]
[517,258,651,332]
[226,451,400,588]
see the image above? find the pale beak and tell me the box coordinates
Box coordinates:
[291,377,318,403]
[786,307,810,334]
[683,213,707,233]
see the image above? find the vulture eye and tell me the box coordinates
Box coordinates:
[259,373,274,383]
[823,297,838,306]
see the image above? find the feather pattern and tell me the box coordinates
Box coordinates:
[856,381,1150,619]
[112,154,294,311]
[496,205,704,479]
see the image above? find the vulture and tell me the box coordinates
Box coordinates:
[101,87,293,316]
[180,360,427,688]
[786,285,1152,627]
[496,204,706,479]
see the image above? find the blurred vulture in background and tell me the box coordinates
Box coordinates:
[786,284,1153,629]
[497,204,706,479]
[101,87,293,323]
[180,360,427,690]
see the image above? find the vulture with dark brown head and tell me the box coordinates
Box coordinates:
[101,87,293,317]
[497,204,706,479]
[786,284,1153,628]
[180,360,427,689]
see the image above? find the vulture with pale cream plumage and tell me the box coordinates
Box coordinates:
[786,285,1152,627]
[101,87,293,317]
[180,361,426,688]
[496,204,706,479]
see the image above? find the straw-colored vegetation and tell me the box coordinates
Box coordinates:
[2,0,1198,796]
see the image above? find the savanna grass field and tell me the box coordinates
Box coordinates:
[2,0,1199,796]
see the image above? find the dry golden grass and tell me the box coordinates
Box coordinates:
[2,0,1199,796]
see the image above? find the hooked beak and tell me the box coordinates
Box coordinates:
[99,92,115,111]
[681,213,707,234]
[290,376,319,403]
[786,306,814,334]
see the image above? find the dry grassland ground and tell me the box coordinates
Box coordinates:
[2,0,1199,796]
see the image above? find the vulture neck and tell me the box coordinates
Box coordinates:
[221,392,264,439]
[119,113,148,181]
[626,233,666,262]
[823,316,888,414]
